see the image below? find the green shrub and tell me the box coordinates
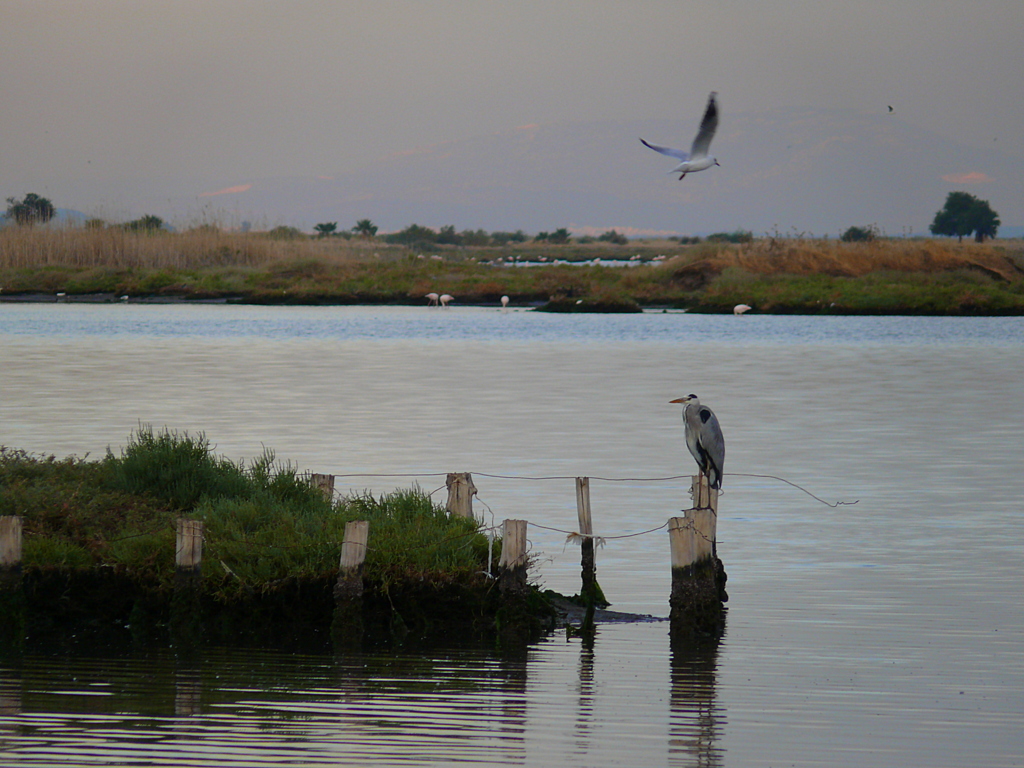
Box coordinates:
[104,426,250,510]
[706,230,753,244]
[841,225,877,242]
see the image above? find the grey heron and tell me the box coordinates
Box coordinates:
[640,92,720,180]
[670,394,725,490]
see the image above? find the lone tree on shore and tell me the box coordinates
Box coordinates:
[930,192,1000,243]
[5,193,56,226]
[314,222,338,237]
[352,218,378,238]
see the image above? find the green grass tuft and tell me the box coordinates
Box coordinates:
[2,429,493,594]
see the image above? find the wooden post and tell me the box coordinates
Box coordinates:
[0,516,24,651]
[498,519,528,594]
[576,476,594,572]
[0,516,22,571]
[310,473,336,500]
[175,518,204,573]
[338,521,369,580]
[575,477,598,633]
[668,508,726,641]
[691,507,716,562]
[497,519,532,647]
[691,474,719,513]
[333,520,369,648]
[445,472,477,518]
[668,516,697,571]
[171,518,204,650]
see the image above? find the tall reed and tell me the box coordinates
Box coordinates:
[661,239,1022,281]
[0,225,384,270]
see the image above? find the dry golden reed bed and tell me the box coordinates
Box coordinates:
[664,237,1023,283]
[2,224,1020,279]
[0,225,382,270]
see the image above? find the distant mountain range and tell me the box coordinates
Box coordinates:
[32,107,1024,237]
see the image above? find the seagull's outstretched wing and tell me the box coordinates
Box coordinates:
[689,92,718,160]
[639,138,689,161]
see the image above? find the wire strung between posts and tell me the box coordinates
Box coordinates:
[326,471,692,483]
[528,519,670,549]
[323,470,858,508]
[474,472,693,483]
[728,473,859,508]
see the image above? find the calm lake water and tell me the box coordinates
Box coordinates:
[1,304,1023,767]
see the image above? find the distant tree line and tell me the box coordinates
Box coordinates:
[4,190,1005,246]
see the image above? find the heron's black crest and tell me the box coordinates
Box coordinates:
[699,408,713,424]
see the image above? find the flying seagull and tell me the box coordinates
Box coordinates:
[640,91,720,180]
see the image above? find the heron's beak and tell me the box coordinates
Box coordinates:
[669,397,686,404]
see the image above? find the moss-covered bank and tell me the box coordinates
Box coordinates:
[0,430,557,652]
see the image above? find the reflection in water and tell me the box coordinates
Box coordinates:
[669,629,725,767]
[0,626,729,768]
[574,635,596,750]
[2,307,1023,766]
[173,666,202,718]
[0,648,536,766]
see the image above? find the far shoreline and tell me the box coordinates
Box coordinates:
[2,230,1022,315]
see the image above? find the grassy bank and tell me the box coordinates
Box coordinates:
[2,225,1023,313]
[0,428,534,649]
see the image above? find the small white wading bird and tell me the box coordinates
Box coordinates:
[641,91,720,180]
[425,292,439,306]
[439,294,453,308]
[733,304,751,315]
[670,394,725,490]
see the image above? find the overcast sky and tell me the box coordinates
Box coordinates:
[3,1,1023,224]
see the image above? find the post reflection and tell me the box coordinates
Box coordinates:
[174,664,203,718]
[0,666,22,753]
[669,626,725,767]
[573,632,596,749]
[497,652,528,761]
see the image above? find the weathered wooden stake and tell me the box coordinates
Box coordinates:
[0,516,22,571]
[668,507,726,641]
[445,472,477,518]
[668,516,696,572]
[338,520,369,581]
[575,477,597,632]
[171,518,204,649]
[691,473,719,513]
[0,516,25,651]
[310,473,336,500]
[497,518,533,647]
[175,518,204,573]
[333,520,369,648]
[498,519,528,594]
[691,507,716,562]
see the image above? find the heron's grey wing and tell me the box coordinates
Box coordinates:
[697,406,725,488]
[688,92,718,160]
[640,138,689,161]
